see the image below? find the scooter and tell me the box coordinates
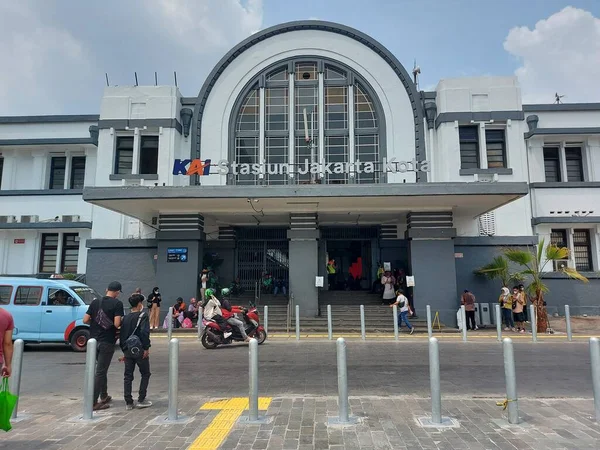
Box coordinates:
[201,305,267,349]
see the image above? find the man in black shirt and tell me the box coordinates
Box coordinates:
[120,294,152,410]
[83,281,125,411]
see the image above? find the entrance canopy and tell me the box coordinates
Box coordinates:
[83,183,528,227]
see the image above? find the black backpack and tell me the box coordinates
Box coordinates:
[124,312,145,359]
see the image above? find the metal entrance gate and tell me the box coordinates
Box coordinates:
[235,228,289,290]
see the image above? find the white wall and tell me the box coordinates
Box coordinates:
[526,111,600,129]
[199,29,418,185]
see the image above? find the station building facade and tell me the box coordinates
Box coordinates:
[1,21,600,324]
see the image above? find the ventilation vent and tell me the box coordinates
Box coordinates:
[20,215,39,223]
[0,215,16,224]
[478,212,496,236]
[61,215,81,223]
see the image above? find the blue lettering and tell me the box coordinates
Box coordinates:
[172,159,191,175]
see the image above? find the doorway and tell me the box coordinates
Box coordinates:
[326,240,372,290]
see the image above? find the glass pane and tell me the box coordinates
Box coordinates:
[543,147,561,182]
[140,136,159,174]
[325,86,348,130]
[50,157,66,190]
[295,86,318,132]
[325,66,347,81]
[267,68,288,81]
[0,286,12,305]
[236,90,260,132]
[235,136,259,185]
[70,156,86,189]
[550,229,567,248]
[356,134,380,184]
[295,136,318,184]
[325,136,348,184]
[565,147,583,181]
[573,229,592,271]
[14,287,42,305]
[116,137,134,175]
[49,289,71,306]
[265,136,289,185]
[354,84,378,128]
[486,130,506,168]
[266,87,288,132]
[295,63,317,81]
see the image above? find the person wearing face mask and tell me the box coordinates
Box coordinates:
[499,287,515,331]
[147,287,162,330]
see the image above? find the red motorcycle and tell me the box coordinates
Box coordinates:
[201,305,267,349]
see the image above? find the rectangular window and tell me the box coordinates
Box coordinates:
[39,233,59,273]
[139,136,159,175]
[565,147,584,182]
[543,147,561,182]
[295,135,318,184]
[0,286,13,305]
[550,229,569,271]
[70,156,86,189]
[295,86,318,132]
[264,136,288,185]
[49,156,67,190]
[355,134,380,184]
[61,233,80,273]
[14,286,42,306]
[235,136,259,185]
[325,136,348,184]
[459,126,479,169]
[115,136,134,174]
[573,229,592,271]
[265,87,288,132]
[325,86,348,130]
[485,129,507,168]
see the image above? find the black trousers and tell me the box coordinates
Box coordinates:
[124,356,151,405]
[328,274,336,290]
[94,342,115,403]
[466,310,477,330]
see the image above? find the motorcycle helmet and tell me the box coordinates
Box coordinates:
[205,288,215,298]
[221,287,231,297]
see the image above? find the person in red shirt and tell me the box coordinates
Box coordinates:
[0,308,15,377]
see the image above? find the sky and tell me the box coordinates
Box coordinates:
[0,0,599,116]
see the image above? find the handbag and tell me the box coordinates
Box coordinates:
[124,312,145,359]
[0,377,18,432]
[94,298,114,330]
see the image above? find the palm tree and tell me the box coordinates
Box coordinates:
[474,255,523,288]
[479,240,588,333]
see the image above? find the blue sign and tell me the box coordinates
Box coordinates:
[167,247,188,263]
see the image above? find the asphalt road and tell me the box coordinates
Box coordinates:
[16,337,595,403]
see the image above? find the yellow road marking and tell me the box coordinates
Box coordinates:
[188,397,271,450]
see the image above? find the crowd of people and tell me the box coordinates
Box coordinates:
[461,285,530,332]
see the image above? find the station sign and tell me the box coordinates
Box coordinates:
[167,247,188,262]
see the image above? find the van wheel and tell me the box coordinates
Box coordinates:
[70,329,90,352]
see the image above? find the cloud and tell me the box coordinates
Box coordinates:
[504,7,600,104]
[0,0,264,115]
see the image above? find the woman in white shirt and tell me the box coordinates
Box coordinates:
[381,271,396,305]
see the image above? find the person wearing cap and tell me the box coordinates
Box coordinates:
[83,281,125,411]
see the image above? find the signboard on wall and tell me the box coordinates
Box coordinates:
[13,239,25,244]
[315,276,324,288]
[167,247,188,263]
[383,262,391,271]
[406,276,415,287]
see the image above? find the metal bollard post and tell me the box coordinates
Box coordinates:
[167,306,174,341]
[461,305,467,342]
[495,304,502,342]
[360,305,366,341]
[327,304,332,340]
[590,337,600,422]
[426,305,433,339]
[530,304,537,343]
[295,305,300,341]
[565,305,572,342]
[168,338,179,421]
[502,338,519,424]
[336,337,349,422]
[264,305,268,334]
[249,338,259,421]
[82,338,97,420]
[429,337,442,424]
[393,304,399,341]
[10,339,24,420]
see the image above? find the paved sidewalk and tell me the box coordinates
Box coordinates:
[2,395,599,449]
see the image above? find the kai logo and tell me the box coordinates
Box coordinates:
[172,159,211,176]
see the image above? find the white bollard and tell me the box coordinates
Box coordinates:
[10,339,24,420]
[461,305,467,342]
[426,305,433,339]
[393,304,399,341]
[82,338,97,420]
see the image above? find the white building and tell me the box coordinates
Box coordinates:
[1,21,598,322]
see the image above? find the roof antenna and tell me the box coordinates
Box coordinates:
[174,71,178,88]
[155,72,158,86]
[554,92,565,104]
[105,73,110,87]
[412,59,421,91]
[134,72,138,86]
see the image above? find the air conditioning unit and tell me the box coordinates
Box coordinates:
[553,260,572,271]
[0,216,16,224]
[20,215,39,223]
[61,215,81,223]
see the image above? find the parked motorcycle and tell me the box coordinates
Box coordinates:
[201,305,267,349]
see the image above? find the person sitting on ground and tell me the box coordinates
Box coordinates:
[202,289,230,337]
[220,288,250,342]
[171,297,186,328]
[230,277,244,296]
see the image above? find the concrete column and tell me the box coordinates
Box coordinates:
[408,238,457,326]
[559,141,568,182]
[64,151,72,189]
[156,230,204,321]
[31,150,48,189]
[288,229,320,317]
[478,122,488,169]
[132,127,141,175]
[0,149,15,189]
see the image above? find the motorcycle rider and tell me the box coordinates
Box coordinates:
[202,289,231,339]
[221,288,250,342]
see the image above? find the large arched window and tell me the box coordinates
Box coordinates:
[230,58,385,185]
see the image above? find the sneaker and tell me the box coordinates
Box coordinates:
[137,399,152,408]
[224,332,232,338]
[520,329,525,334]
[126,403,134,410]
[93,402,110,411]
[504,327,510,331]
[100,395,112,405]
[409,327,415,335]
[474,326,479,331]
